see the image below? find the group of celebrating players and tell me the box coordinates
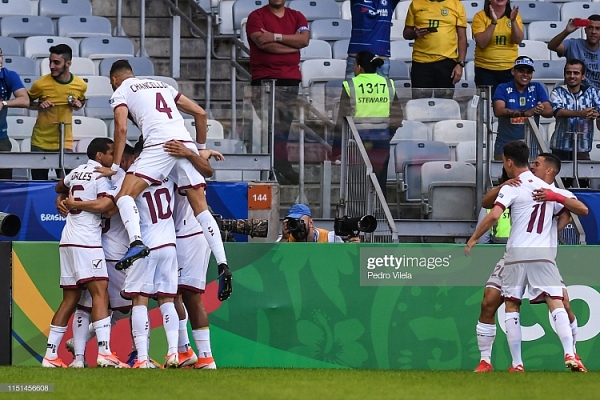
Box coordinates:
[41,60,232,369]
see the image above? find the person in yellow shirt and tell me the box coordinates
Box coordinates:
[472,0,524,95]
[28,44,87,180]
[402,0,468,98]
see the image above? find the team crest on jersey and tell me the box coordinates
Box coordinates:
[441,8,448,16]
[507,20,512,28]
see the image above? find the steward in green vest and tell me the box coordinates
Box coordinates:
[334,51,404,198]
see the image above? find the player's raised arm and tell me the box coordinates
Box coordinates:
[175,94,207,146]
[112,105,129,171]
[465,205,504,255]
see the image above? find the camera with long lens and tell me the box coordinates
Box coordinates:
[213,214,268,242]
[334,215,377,237]
[0,212,21,237]
[285,217,308,241]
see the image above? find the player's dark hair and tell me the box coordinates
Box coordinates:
[87,137,114,160]
[503,141,529,167]
[355,51,384,73]
[588,14,600,22]
[565,59,586,76]
[133,139,144,156]
[123,143,135,156]
[499,167,510,184]
[49,44,73,62]
[109,59,134,77]
[539,152,562,173]
[483,0,511,19]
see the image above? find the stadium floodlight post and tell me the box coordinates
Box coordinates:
[137,0,150,58]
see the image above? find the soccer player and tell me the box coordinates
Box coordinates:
[43,138,128,368]
[473,153,588,373]
[466,141,585,372]
[164,140,223,369]
[102,60,231,302]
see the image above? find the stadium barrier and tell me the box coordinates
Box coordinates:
[9,242,600,370]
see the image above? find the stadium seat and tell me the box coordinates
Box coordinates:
[83,96,113,120]
[324,78,344,121]
[74,137,93,153]
[420,161,476,220]
[99,57,155,77]
[40,57,95,76]
[394,139,452,204]
[466,39,475,62]
[72,116,108,138]
[0,0,34,16]
[38,0,93,18]
[432,119,476,159]
[455,140,477,163]
[527,21,582,42]
[301,59,346,116]
[561,3,600,22]
[394,79,412,90]
[388,59,409,80]
[386,120,430,182]
[138,76,179,90]
[0,37,22,56]
[20,138,31,152]
[288,0,341,22]
[456,80,476,89]
[518,40,551,60]
[232,0,268,32]
[79,37,135,60]
[184,119,225,139]
[301,39,333,60]
[0,16,55,39]
[8,138,20,152]
[218,0,236,35]
[3,57,37,77]
[404,98,462,136]
[532,60,564,93]
[390,21,405,41]
[463,62,475,81]
[7,116,36,140]
[394,2,411,21]
[80,76,113,97]
[108,119,142,141]
[57,16,112,41]
[461,0,484,23]
[239,18,251,58]
[24,37,79,71]
[511,2,560,23]
[390,40,414,61]
[341,0,350,20]
[590,141,600,161]
[544,121,555,142]
[310,18,352,41]
[207,138,246,154]
[19,75,39,91]
[7,108,28,117]
[332,39,349,59]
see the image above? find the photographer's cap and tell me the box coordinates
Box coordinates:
[287,203,311,218]
[514,56,535,71]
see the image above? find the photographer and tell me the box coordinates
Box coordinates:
[278,204,344,243]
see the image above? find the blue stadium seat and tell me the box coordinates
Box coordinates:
[0,16,55,38]
[38,0,92,18]
[0,37,22,56]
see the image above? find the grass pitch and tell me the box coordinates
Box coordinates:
[0,368,596,400]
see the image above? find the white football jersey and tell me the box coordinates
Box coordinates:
[110,77,192,147]
[101,168,129,260]
[495,170,563,262]
[61,160,112,246]
[173,187,203,238]
[135,176,176,249]
[549,186,576,258]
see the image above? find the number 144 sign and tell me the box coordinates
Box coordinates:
[248,184,272,210]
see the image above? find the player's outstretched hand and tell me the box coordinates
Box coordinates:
[200,149,225,161]
[56,193,68,216]
[94,166,117,179]
[163,140,194,158]
[503,178,522,187]
[533,188,566,204]
[464,238,477,256]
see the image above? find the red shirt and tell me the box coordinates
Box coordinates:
[246,6,308,81]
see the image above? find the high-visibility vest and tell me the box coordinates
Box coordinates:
[289,227,330,242]
[488,208,511,243]
[343,73,395,130]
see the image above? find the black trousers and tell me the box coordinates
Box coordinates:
[410,58,458,99]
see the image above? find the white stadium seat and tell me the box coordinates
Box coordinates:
[72,116,108,138]
[40,57,95,76]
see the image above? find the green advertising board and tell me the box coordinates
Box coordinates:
[11,242,600,370]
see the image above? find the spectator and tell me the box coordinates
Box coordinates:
[472,0,523,95]
[403,0,467,98]
[345,0,401,79]
[246,0,309,185]
[548,15,600,90]
[334,51,403,198]
[277,203,343,242]
[0,47,30,179]
[549,59,600,187]
[492,56,553,160]
[28,44,86,180]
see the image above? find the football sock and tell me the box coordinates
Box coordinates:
[93,316,112,356]
[178,317,191,352]
[505,312,523,367]
[476,321,496,363]
[552,308,574,357]
[73,309,91,362]
[160,302,179,355]
[570,318,578,354]
[45,324,67,360]
[116,196,142,244]
[196,210,227,265]
[192,327,212,358]
[131,305,149,362]
[86,322,96,342]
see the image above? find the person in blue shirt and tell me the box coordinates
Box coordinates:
[0,48,30,179]
[492,56,553,160]
[346,0,401,79]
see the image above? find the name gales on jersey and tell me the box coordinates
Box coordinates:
[358,97,389,103]
[130,81,169,92]
[70,171,93,181]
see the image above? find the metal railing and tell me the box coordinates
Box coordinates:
[339,117,398,243]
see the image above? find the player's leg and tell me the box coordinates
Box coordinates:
[130,295,153,368]
[157,296,179,368]
[153,246,180,368]
[475,287,502,372]
[501,262,526,372]
[43,288,82,367]
[562,288,578,356]
[174,295,198,367]
[70,303,92,368]
[182,289,216,369]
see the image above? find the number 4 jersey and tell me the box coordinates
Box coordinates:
[135,175,176,249]
[494,170,564,263]
[110,77,191,147]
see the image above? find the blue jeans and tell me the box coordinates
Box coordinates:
[345,56,391,79]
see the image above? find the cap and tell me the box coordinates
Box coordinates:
[514,57,535,71]
[286,203,311,218]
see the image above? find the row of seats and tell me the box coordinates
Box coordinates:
[0,15,111,40]
[0,36,134,58]
[0,0,92,17]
